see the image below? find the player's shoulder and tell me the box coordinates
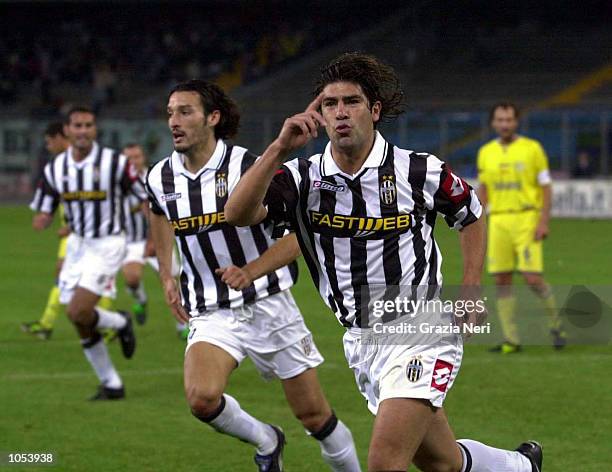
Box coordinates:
[517,135,544,150]
[284,154,320,171]
[395,146,443,168]
[479,139,499,153]
[146,155,172,186]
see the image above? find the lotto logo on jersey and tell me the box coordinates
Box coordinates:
[440,169,469,204]
[430,359,453,393]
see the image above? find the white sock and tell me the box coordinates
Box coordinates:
[176,321,187,331]
[95,307,127,330]
[81,334,122,389]
[458,439,532,472]
[208,394,278,455]
[127,282,147,305]
[313,417,361,472]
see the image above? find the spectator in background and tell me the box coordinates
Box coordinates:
[572,150,596,179]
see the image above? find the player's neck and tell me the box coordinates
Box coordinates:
[183,138,217,174]
[498,134,518,146]
[71,144,93,161]
[331,136,375,176]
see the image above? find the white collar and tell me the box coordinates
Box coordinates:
[321,131,387,178]
[171,139,226,178]
[67,141,99,167]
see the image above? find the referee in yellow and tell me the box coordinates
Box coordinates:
[477,102,566,353]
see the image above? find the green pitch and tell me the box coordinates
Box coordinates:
[1,206,610,471]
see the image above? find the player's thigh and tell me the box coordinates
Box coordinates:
[487,215,515,273]
[66,286,100,322]
[413,407,463,472]
[184,341,238,402]
[281,368,331,430]
[369,397,436,471]
[515,211,543,274]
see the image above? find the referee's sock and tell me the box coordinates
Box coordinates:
[538,286,562,331]
[310,413,361,472]
[81,331,122,389]
[496,296,520,345]
[457,439,531,472]
[198,394,278,456]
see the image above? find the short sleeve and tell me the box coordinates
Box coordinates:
[533,142,551,185]
[430,161,483,230]
[263,165,300,238]
[476,148,488,186]
[145,173,165,216]
[29,162,60,214]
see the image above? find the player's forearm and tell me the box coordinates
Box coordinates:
[476,184,488,209]
[459,216,486,285]
[243,233,301,280]
[225,140,288,227]
[540,185,551,224]
[150,212,176,280]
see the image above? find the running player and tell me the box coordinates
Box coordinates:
[226,53,544,472]
[146,80,360,471]
[30,106,143,400]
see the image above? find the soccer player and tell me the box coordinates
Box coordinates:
[120,143,185,337]
[226,53,543,472]
[23,122,115,339]
[477,102,565,353]
[30,106,143,400]
[146,80,360,472]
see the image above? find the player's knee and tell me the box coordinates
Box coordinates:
[296,407,330,433]
[186,385,224,419]
[66,304,89,325]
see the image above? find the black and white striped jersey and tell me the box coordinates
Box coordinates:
[265,131,482,328]
[123,172,148,243]
[146,139,298,316]
[30,142,147,238]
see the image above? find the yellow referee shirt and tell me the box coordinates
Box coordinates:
[477,136,551,213]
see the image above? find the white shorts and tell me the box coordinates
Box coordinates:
[186,290,323,380]
[343,323,463,415]
[58,233,126,304]
[123,241,146,265]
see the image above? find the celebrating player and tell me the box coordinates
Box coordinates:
[477,102,565,353]
[146,80,360,471]
[30,106,143,400]
[226,53,543,472]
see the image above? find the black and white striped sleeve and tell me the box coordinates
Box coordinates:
[145,165,165,216]
[425,156,482,230]
[29,162,60,214]
[263,160,301,238]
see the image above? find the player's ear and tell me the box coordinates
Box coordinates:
[206,110,221,128]
[371,101,382,124]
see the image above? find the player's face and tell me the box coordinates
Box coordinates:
[491,107,519,141]
[123,146,146,172]
[167,91,213,154]
[44,134,68,155]
[320,81,381,155]
[65,112,97,151]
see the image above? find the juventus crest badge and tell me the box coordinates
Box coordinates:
[380,175,396,205]
[215,172,228,198]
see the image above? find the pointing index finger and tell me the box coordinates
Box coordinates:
[306,92,325,112]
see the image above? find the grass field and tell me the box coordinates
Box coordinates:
[1,205,611,471]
